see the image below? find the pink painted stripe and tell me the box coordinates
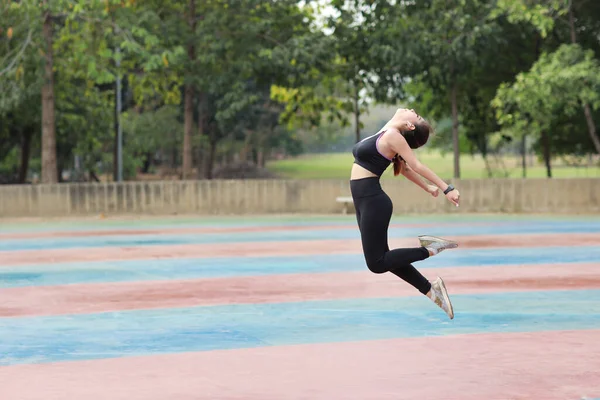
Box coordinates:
[2,262,599,317]
[0,221,508,240]
[1,233,600,267]
[1,329,598,400]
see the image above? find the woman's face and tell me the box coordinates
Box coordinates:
[396,108,424,125]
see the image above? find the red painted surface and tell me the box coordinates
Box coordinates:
[1,329,598,400]
[2,262,599,318]
[2,232,600,266]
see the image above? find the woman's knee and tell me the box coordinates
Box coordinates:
[366,257,387,274]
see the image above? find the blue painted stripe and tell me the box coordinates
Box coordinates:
[2,221,600,251]
[0,217,358,234]
[2,246,600,288]
[1,289,599,366]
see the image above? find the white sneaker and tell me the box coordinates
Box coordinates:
[429,276,454,319]
[418,235,458,255]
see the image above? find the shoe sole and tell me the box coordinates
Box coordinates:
[418,235,459,249]
[436,277,454,320]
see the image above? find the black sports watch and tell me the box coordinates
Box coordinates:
[443,184,455,195]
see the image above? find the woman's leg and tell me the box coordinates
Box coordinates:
[350,178,456,319]
[356,191,432,294]
[390,265,431,295]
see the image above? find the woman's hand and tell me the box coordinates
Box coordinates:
[426,185,439,197]
[445,188,460,207]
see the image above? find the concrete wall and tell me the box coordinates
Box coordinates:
[0,178,599,218]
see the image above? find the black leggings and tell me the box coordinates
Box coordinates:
[350,177,432,295]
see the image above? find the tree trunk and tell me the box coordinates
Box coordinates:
[239,126,253,163]
[183,85,194,179]
[205,140,217,180]
[541,131,552,178]
[481,154,492,178]
[582,105,600,154]
[568,3,600,154]
[521,134,527,178]
[470,135,491,177]
[182,0,196,179]
[111,16,123,182]
[113,80,120,181]
[89,169,100,182]
[568,1,577,44]
[41,7,57,184]
[450,83,460,179]
[18,127,33,184]
[196,92,206,179]
[354,82,360,143]
[142,152,152,174]
[56,157,65,183]
[257,149,264,168]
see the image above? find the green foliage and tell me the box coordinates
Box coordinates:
[493,43,600,155]
[492,0,569,38]
[271,79,350,129]
[0,0,42,113]
[2,0,600,182]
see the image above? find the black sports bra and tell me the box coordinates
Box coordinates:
[352,129,394,177]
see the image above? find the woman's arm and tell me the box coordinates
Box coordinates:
[401,163,430,191]
[388,128,449,192]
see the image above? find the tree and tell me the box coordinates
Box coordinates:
[0,0,59,183]
[182,0,196,179]
[326,0,383,144]
[492,44,600,177]
[187,0,334,177]
[566,0,600,154]
[379,0,506,179]
[494,0,600,155]
[41,0,57,183]
[0,1,44,183]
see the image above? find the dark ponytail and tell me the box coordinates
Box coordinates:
[393,155,405,176]
[394,120,432,176]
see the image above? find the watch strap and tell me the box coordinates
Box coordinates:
[443,184,455,195]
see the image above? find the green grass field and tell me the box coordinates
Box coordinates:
[266,151,600,180]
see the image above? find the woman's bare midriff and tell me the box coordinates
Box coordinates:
[350,163,378,180]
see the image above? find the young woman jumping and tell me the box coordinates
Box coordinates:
[350,108,461,319]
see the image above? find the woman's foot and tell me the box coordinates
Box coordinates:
[427,276,454,319]
[418,235,458,256]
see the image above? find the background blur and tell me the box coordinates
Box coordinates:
[1,0,600,215]
[2,3,600,397]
